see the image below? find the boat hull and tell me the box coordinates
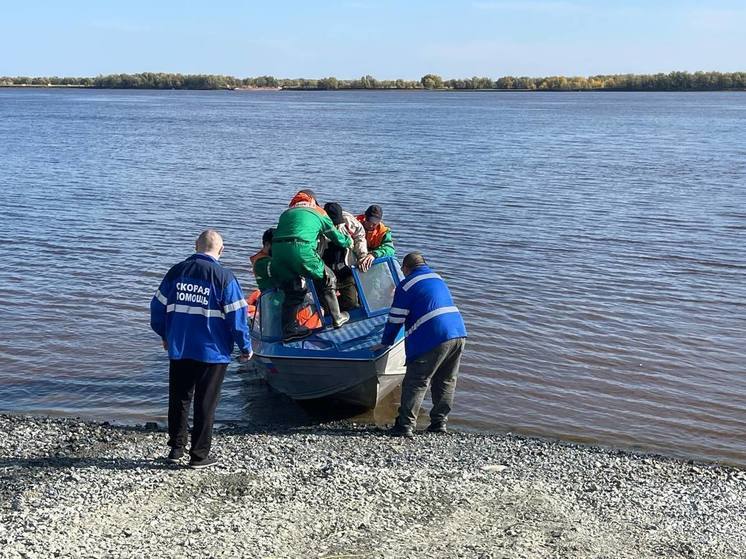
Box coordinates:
[256,341,406,409]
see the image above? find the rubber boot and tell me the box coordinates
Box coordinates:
[321,289,350,329]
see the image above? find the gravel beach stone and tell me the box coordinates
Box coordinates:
[1,413,744,558]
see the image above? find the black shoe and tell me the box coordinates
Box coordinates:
[389,424,414,438]
[166,447,185,463]
[283,326,312,343]
[426,423,447,434]
[189,456,219,470]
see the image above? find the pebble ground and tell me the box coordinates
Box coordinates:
[1,414,745,558]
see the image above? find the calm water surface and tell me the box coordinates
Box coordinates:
[1,89,744,464]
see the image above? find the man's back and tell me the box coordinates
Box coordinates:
[382,265,467,361]
[381,253,468,437]
[151,230,250,468]
[150,253,251,363]
[275,207,330,243]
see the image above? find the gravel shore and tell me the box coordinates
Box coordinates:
[1,413,745,558]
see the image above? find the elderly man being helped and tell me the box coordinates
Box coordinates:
[322,201,369,311]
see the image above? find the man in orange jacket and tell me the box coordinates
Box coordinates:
[357,204,395,272]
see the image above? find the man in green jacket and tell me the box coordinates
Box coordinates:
[250,228,275,292]
[272,189,352,341]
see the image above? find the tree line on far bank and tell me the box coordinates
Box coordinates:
[2,71,746,91]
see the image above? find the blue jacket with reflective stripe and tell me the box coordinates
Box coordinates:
[150,253,252,363]
[380,265,466,361]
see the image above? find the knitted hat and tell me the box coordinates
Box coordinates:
[324,202,345,225]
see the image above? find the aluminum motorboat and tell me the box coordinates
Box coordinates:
[250,257,406,408]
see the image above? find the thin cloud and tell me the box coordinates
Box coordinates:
[87,21,152,34]
[685,7,746,32]
[472,0,586,14]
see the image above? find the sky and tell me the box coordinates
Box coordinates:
[2,0,745,78]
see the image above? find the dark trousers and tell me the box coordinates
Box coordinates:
[280,264,338,333]
[337,274,359,311]
[280,277,309,332]
[312,263,338,314]
[395,338,465,429]
[168,359,227,461]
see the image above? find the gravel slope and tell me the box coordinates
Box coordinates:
[1,413,745,558]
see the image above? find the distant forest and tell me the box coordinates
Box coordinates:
[2,71,746,91]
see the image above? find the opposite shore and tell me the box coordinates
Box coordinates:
[4,84,746,94]
[2,413,745,558]
[2,70,746,91]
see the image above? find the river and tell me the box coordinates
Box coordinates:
[1,88,744,464]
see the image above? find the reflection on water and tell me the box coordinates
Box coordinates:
[1,89,745,465]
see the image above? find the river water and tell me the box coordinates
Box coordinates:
[1,89,744,464]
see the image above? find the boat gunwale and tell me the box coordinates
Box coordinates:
[253,337,404,362]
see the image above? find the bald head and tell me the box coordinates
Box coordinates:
[402,252,427,275]
[196,229,224,259]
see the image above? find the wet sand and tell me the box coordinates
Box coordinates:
[1,413,745,558]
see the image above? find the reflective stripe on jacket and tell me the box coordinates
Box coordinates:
[380,265,466,361]
[150,253,252,363]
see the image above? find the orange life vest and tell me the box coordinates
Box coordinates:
[245,289,261,319]
[245,288,321,329]
[297,305,322,329]
[356,214,390,250]
[249,248,269,266]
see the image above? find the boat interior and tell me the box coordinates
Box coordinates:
[251,257,404,357]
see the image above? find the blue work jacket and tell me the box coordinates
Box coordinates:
[150,253,252,363]
[381,265,466,361]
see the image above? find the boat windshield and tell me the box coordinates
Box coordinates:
[353,257,401,316]
[257,291,283,340]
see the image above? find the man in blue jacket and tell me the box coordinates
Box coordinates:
[150,230,252,468]
[377,252,467,437]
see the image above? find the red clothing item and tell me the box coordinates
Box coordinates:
[289,192,327,216]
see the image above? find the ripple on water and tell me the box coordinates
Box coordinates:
[1,89,745,465]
